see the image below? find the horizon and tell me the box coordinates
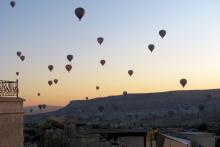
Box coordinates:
[1,1,220,107]
[25,87,220,107]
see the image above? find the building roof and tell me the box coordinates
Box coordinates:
[161,133,191,145]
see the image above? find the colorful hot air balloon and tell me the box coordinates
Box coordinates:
[20,55,25,61]
[100,59,106,66]
[10,1,16,8]
[37,93,40,96]
[16,72,19,76]
[159,30,166,38]
[67,55,73,62]
[48,80,53,86]
[65,64,72,72]
[54,79,58,84]
[123,91,128,96]
[148,44,155,52]
[16,51,22,57]
[128,70,133,76]
[48,65,54,72]
[97,37,104,45]
[180,79,187,88]
[75,7,85,21]
[96,86,99,90]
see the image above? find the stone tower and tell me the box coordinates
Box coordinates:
[0,80,25,147]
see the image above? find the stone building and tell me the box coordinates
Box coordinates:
[0,80,25,147]
[0,97,25,147]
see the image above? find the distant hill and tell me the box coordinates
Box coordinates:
[25,89,220,127]
[24,105,62,115]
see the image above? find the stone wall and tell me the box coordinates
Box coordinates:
[0,97,25,147]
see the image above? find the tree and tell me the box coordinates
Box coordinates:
[98,106,104,113]
[197,123,207,131]
[197,104,205,119]
[198,104,205,112]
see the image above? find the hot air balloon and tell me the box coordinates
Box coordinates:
[16,72,19,76]
[48,80,53,86]
[148,44,155,52]
[97,37,104,45]
[67,55,73,62]
[180,79,187,88]
[37,93,40,96]
[54,79,58,84]
[128,70,133,76]
[10,1,16,8]
[96,86,99,90]
[123,91,128,96]
[75,7,85,21]
[85,97,89,100]
[42,104,47,109]
[159,30,166,38]
[65,64,72,72]
[16,51,22,57]
[38,104,42,110]
[48,65,54,72]
[100,60,105,66]
[20,55,25,61]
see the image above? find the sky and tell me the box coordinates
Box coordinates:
[1,0,220,106]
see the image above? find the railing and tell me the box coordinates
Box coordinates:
[0,80,19,98]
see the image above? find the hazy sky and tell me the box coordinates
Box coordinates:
[1,1,220,106]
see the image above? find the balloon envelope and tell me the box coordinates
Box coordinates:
[10,1,16,8]
[20,56,25,61]
[42,104,47,109]
[75,7,85,21]
[100,60,105,66]
[54,79,58,84]
[96,86,99,90]
[128,70,133,76]
[65,64,72,72]
[159,30,166,38]
[67,55,73,62]
[16,51,22,57]
[37,93,40,96]
[16,72,19,76]
[148,44,155,52]
[180,79,187,88]
[123,91,128,96]
[38,105,42,110]
[48,65,54,72]
[48,80,53,86]
[97,37,104,45]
